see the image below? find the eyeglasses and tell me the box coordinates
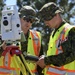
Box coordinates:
[23,16,35,23]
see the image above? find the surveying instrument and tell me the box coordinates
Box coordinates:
[0,5,38,75]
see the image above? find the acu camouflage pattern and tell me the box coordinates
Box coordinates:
[44,27,75,66]
[39,2,63,21]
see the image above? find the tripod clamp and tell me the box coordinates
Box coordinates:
[2,46,22,56]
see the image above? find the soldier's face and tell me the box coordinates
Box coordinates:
[44,14,59,29]
[20,18,32,34]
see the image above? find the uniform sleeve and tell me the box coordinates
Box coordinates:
[39,43,44,56]
[44,27,75,66]
[37,32,44,56]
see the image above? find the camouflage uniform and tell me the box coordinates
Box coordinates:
[38,2,75,67]
[20,6,44,75]
[44,24,75,66]
[19,5,43,56]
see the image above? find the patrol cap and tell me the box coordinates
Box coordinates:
[19,5,38,22]
[19,5,36,18]
[39,2,63,21]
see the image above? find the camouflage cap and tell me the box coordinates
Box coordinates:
[19,6,36,18]
[39,2,63,21]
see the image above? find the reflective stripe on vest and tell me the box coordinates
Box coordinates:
[27,30,41,73]
[3,52,11,68]
[0,52,20,75]
[45,23,75,75]
[0,68,17,75]
[30,30,41,56]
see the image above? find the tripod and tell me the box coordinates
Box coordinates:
[0,45,34,75]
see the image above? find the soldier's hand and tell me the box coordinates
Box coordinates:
[36,55,46,68]
[1,41,7,50]
[0,34,6,50]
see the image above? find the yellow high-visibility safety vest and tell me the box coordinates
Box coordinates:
[20,30,41,74]
[0,52,20,75]
[44,23,75,75]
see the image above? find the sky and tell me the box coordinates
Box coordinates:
[6,0,16,5]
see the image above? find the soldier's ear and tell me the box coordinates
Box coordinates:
[55,13,59,18]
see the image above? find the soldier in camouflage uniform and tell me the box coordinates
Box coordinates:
[19,6,44,75]
[36,2,75,75]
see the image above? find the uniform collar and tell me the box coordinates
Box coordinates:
[55,21,65,31]
[52,21,65,37]
[25,30,30,40]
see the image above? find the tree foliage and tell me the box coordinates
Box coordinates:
[0,0,6,17]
